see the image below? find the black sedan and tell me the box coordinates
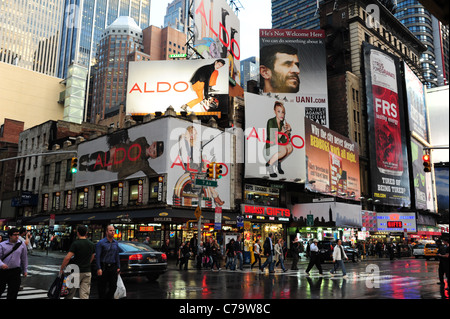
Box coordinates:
[93,241,167,281]
[318,241,358,263]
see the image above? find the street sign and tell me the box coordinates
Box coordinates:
[195,179,218,187]
[169,53,187,58]
[307,214,314,226]
[194,206,202,220]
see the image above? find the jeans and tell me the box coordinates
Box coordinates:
[234,252,243,270]
[330,260,347,276]
[261,254,274,272]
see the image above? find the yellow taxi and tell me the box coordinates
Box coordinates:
[424,243,439,260]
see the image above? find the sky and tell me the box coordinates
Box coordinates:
[150,0,272,60]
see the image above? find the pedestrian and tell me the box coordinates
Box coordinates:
[290,237,300,270]
[305,239,323,276]
[160,239,170,257]
[251,239,262,270]
[179,241,191,270]
[59,225,95,299]
[274,238,287,272]
[225,239,236,270]
[143,236,150,245]
[330,239,348,278]
[95,225,121,299]
[234,235,244,270]
[203,237,213,269]
[196,241,205,269]
[260,233,275,273]
[211,239,221,271]
[0,228,28,299]
[190,234,198,268]
[437,238,449,287]
[176,241,184,267]
[19,228,33,254]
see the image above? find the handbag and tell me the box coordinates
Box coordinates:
[114,275,126,299]
[47,274,64,299]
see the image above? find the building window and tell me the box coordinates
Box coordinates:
[43,165,50,185]
[54,161,61,184]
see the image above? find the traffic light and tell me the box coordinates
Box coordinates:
[70,157,78,174]
[423,154,431,172]
[207,162,215,178]
[215,163,223,179]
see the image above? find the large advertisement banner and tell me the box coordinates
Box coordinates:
[194,0,240,83]
[305,118,361,199]
[410,138,434,211]
[291,202,362,228]
[363,43,410,207]
[76,117,231,210]
[166,118,232,210]
[376,212,417,233]
[404,62,428,142]
[244,92,306,182]
[259,29,329,127]
[126,59,229,115]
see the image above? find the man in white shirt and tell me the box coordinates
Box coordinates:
[330,239,348,278]
[305,239,323,275]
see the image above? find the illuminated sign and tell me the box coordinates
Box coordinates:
[139,226,155,232]
[387,221,402,229]
[376,213,416,232]
[241,204,291,218]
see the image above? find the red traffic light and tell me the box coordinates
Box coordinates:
[423,154,431,172]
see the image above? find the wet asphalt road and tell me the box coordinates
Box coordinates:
[22,252,449,300]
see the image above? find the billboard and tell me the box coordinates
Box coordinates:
[193,0,240,83]
[76,117,232,210]
[259,29,329,126]
[291,202,362,228]
[404,62,428,142]
[305,118,360,198]
[244,92,306,182]
[363,43,410,207]
[410,138,434,211]
[376,212,417,233]
[126,59,229,115]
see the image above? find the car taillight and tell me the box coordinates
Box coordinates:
[161,253,167,261]
[129,254,143,261]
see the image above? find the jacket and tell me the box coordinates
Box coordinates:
[263,237,274,256]
[274,243,284,261]
[332,245,348,261]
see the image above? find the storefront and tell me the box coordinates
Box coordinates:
[21,207,238,258]
[241,204,291,253]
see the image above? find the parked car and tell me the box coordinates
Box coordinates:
[412,244,425,258]
[424,243,439,260]
[92,241,167,281]
[318,241,358,263]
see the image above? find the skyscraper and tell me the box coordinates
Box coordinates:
[164,0,188,33]
[91,16,147,121]
[0,0,65,76]
[57,0,151,79]
[272,0,324,30]
[395,0,449,87]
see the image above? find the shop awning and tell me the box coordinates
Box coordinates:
[21,208,237,225]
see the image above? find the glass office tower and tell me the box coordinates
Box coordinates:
[57,0,151,79]
[395,0,449,87]
[0,0,65,76]
[272,0,324,30]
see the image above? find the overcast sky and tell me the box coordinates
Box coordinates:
[150,0,272,60]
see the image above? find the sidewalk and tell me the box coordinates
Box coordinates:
[30,249,67,259]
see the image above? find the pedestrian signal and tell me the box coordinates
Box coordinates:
[207,162,215,178]
[215,163,223,179]
[70,157,78,174]
[422,154,431,172]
